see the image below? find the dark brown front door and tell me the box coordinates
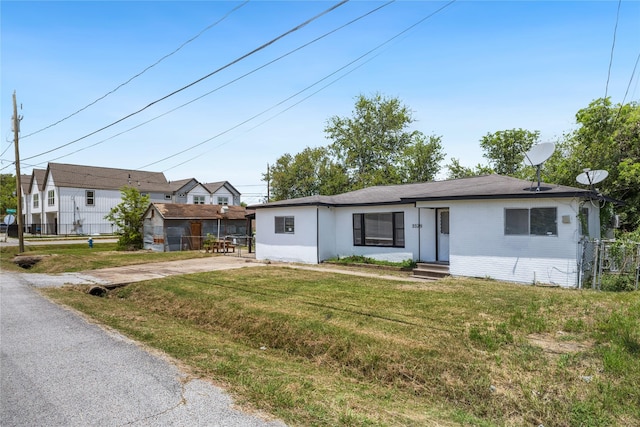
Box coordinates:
[190,222,202,250]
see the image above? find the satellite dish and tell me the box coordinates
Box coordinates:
[576,169,608,186]
[523,142,555,191]
[524,142,555,166]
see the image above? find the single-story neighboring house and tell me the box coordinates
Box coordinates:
[142,203,253,252]
[250,175,615,287]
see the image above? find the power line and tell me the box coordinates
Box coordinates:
[17,0,350,164]
[21,1,250,139]
[16,1,393,169]
[604,0,622,99]
[155,0,457,173]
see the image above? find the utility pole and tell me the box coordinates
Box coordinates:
[12,91,24,252]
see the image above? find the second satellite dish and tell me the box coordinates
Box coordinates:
[576,169,609,186]
[524,142,555,166]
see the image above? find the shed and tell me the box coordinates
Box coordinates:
[142,203,253,252]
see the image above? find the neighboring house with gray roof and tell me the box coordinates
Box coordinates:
[251,175,612,287]
[20,163,244,236]
[202,181,241,206]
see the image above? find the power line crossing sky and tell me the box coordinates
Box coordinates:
[1,1,639,204]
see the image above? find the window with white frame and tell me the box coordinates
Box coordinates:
[275,216,294,234]
[33,193,39,208]
[165,194,172,200]
[505,207,557,236]
[47,190,55,206]
[86,190,95,206]
[217,196,229,205]
[353,212,405,247]
[193,195,205,205]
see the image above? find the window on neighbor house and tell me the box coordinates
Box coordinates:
[193,196,205,205]
[353,212,405,247]
[218,196,229,205]
[275,216,294,234]
[47,190,55,206]
[505,207,557,236]
[33,193,39,208]
[165,194,172,200]
[86,190,95,206]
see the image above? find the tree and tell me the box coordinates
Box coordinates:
[544,98,640,230]
[265,147,349,201]
[105,186,150,250]
[0,174,17,215]
[445,158,493,180]
[325,93,434,190]
[479,128,540,177]
[400,134,445,183]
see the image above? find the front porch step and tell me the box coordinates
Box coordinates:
[412,262,450,280]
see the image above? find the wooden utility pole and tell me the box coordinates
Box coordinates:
[266,163,270,202]
[12,91,24,252]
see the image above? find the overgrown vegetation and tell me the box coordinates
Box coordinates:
[43,268,640,426]
[104,186,149,250]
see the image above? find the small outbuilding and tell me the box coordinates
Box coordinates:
[142,203,253,252]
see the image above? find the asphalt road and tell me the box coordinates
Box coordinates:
[0,272,286,427]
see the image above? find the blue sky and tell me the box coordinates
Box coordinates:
[1,1,638,204]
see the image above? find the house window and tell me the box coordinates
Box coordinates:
[165,194,172,200]
[47,190,55,206]
[33,194,39,209]
[86,190,95,206]
[580,207,589,236]
[218,196,229,205]
[505,208,557,236]
[193,196,205,205]
[275,216,294,234]
[353,212,405,247]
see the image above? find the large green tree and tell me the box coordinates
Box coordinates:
[400,134,445,183]
[265,94,445,201]
[265,147,348,201]
[544,98,640,230]
[445,158,493,180]
[0,174,17,215]
[479,128,540,177]
[325,93,441,190]
[105,186,150,250]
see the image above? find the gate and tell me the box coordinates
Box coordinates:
[579,239,640,290]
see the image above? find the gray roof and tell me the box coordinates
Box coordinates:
[45,163,170,193]
[202,181,240,196]
[252,175,603,208]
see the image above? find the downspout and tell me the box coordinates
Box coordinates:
[316,207,320,264]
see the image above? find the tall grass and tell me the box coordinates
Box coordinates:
[43,268,640,426]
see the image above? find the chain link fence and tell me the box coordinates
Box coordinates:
[579,239,640,291]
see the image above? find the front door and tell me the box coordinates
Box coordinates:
[190,222,202,250]
[436,209,450,262]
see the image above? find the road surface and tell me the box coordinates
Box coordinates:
[0,271,285,427]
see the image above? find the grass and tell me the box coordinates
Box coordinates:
[41,267,640,426]
[0,241,218,273]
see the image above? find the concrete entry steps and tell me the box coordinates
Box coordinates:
[412,262,450,280]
